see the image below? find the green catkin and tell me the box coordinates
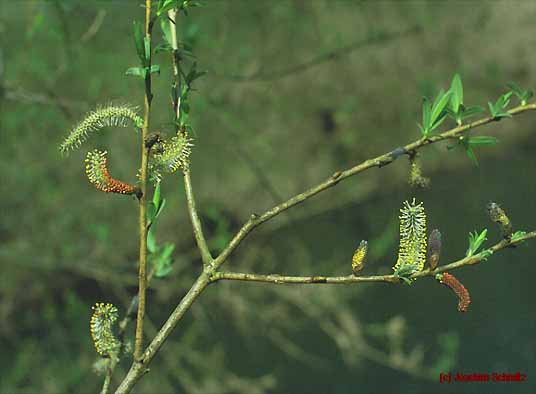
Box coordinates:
[90,303,119,356]
[148,131,193,183]
[393,199,427,274]
[59,105,143,154]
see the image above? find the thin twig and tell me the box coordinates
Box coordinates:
[168,8,213,266]
[134,0,153,361]
[211,231,536,285]
[213,103,536,269]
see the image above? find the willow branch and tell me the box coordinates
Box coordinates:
[134,0,153,361]
[167,8,212,266]
[212,231,536,285]
[214,103,536,269]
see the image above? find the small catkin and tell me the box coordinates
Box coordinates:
[427,229,442,270]
[487,202,513,239]
[60,105,143,154]
[90,303,119,356]
[85,150,138,195]
[352,240,368,275]
[408,158,430,189]
[438,273,471,313]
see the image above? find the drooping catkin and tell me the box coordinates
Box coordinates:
[85,150,139,195]
[437,273,471,312]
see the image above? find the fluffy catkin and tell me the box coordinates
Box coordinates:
[60,105,143,154]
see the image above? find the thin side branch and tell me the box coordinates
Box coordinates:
[211,231,536,285]
[214,104,536,269]
[168,8,212,266]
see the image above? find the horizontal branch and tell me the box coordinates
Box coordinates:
[213,103,536,269]
[211,231,536,285]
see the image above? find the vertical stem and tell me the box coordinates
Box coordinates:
[134,0,152,361]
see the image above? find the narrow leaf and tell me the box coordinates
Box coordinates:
[449,74,463,112]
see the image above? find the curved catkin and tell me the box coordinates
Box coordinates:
[90,303,119,356]
[352,240,368,275]
[393,199,427,274]
[59,105,143,154]
[438,273,471,313]
[85,150,138,195]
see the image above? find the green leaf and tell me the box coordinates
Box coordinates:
[154,198,166,220]
[133,21,145,63]
[467,136,497,147]
[147,202,157,222]
[511,230,527,242]
[125,67,147,78]
[507,81,524,97]
[460,105,484,121]
[466,229,488,257]
[147,229,157,254]
[157,0,178,16]
[507,81,533,105]
[149,64,161,75]
[143,36,151,63]
[449,74,463,113]
[420,97,431,136]
[431,90,451,122]
[153,182,161,208]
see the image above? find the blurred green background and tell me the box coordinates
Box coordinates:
[1,1,536,393]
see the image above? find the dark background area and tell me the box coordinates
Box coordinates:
[1,1,535,393]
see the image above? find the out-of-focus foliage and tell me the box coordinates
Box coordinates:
[2,1,536,393]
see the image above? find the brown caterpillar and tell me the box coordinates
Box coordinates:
[438,273,471,312]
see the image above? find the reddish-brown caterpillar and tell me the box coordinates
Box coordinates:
[436,272,471,312]
[85,150,140,196]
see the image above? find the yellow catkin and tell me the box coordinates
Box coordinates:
[393,199,427,273]
[352,240,368,275]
